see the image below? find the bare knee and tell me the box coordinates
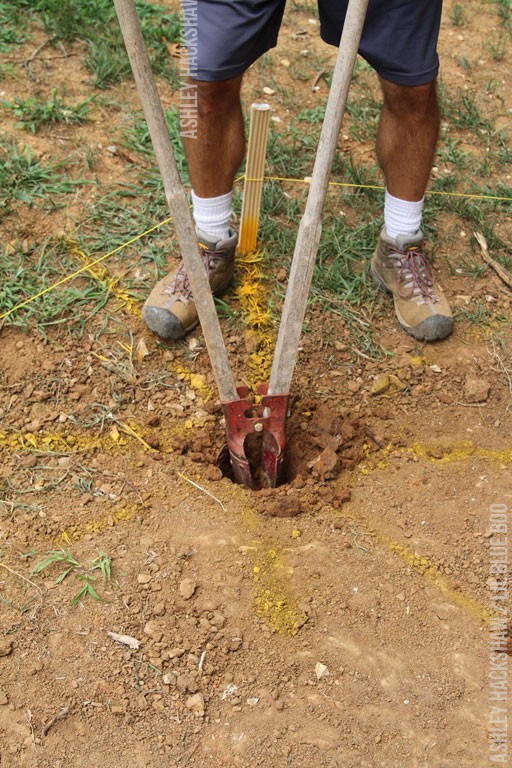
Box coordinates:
[379,78,439,122]
[193,76,243,119]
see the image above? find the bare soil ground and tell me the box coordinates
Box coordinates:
[1,2,511,767]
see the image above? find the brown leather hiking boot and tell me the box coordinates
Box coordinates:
[142,229,238,340]
[371,228,453,341]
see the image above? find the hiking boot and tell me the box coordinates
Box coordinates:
[142,228,238,340]
[371,228,453,341]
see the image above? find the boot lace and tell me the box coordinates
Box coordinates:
[390,245,439,305]
[164,245,221,301]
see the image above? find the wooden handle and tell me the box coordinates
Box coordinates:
[113,0,238,402]
[268,0,369,395]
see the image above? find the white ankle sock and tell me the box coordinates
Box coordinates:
[191,190,233,241]
[384,190,424,240]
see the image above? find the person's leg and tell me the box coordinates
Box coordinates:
[370,75,452,341]
[184,76,244,198]
[142,0,286,340]
[377,78,440,203]
[142,77,244,340]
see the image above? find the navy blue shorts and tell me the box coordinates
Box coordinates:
[183,0,442,85]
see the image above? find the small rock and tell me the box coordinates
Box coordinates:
[0,690,8,705]
[464,375,490,403]
[162,672,177,686]
[152,602,166,617]
[168,647,186,659]
[275,699,285,711]
[371,373,390,396]
[0,639,13,657]
[229,636,243,652]
[179,578,197,600]
[210,611,226,629]
[185,692,205,716]
[315,662,329,680]
[437,391,454,404]
[262,86,276,96]
[246,697,259,706]
[143,621,163,642]
[137,573,152,585]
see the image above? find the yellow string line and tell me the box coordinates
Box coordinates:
[2,174,510,322]
[0,216,173,322]
[239,175,512,202]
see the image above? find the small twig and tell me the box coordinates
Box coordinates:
[25,710,35,743]
[178,742,200,766]
[364,426,384,449]
[450,401,487,408]
[353,347,374,361]
[27,38,53,64]
[474,231,512,290]
[489,340,512,395]
[311,69,327,90]
[177,472,226,512]
[41,706,71,737]
[110,415,157,452]
[0,562,43,593]
[198,650,206,672]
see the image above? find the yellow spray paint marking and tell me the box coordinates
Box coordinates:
[168,363,214,402]
[67,240,139,315]
[58,503,143,543]
[0,421,174,455]
[409,440,512,466]
[226,485,307,636]
[252,546,308,636]
[359,439,512,475]
[335,502,491,624]
[235,249,275,389]
[0,430,114,453]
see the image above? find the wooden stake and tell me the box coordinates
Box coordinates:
[239,103,271,254]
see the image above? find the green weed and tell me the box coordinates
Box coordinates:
[0,139,86,211]
[2,90,94,132]
[450,3,465,25]
[0,238,113,334]
[440,86,493,132]
[0,3,30,49]
[485,32,509,61]
[8,0,180,88]
[493,0,511,25]
[30,548,111,604]
[122,107,188,179]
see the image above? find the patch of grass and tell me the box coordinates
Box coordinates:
[289,0,318,14]
[0,3,30,50]
[485,32,509,61]
[450,3,466,25]
[76,184,171,302]
[493,0,511,26]
[30,548,111,604]
[0,238,116,334]
[0,138,86,212]
[440,86,493,132]
[454,55,473,74]
[122,106,188,180]
[454,299,503,326]
[2,90,94,133]
[9,0,180,88]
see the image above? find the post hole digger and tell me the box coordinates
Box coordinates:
[113,0,369,489]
